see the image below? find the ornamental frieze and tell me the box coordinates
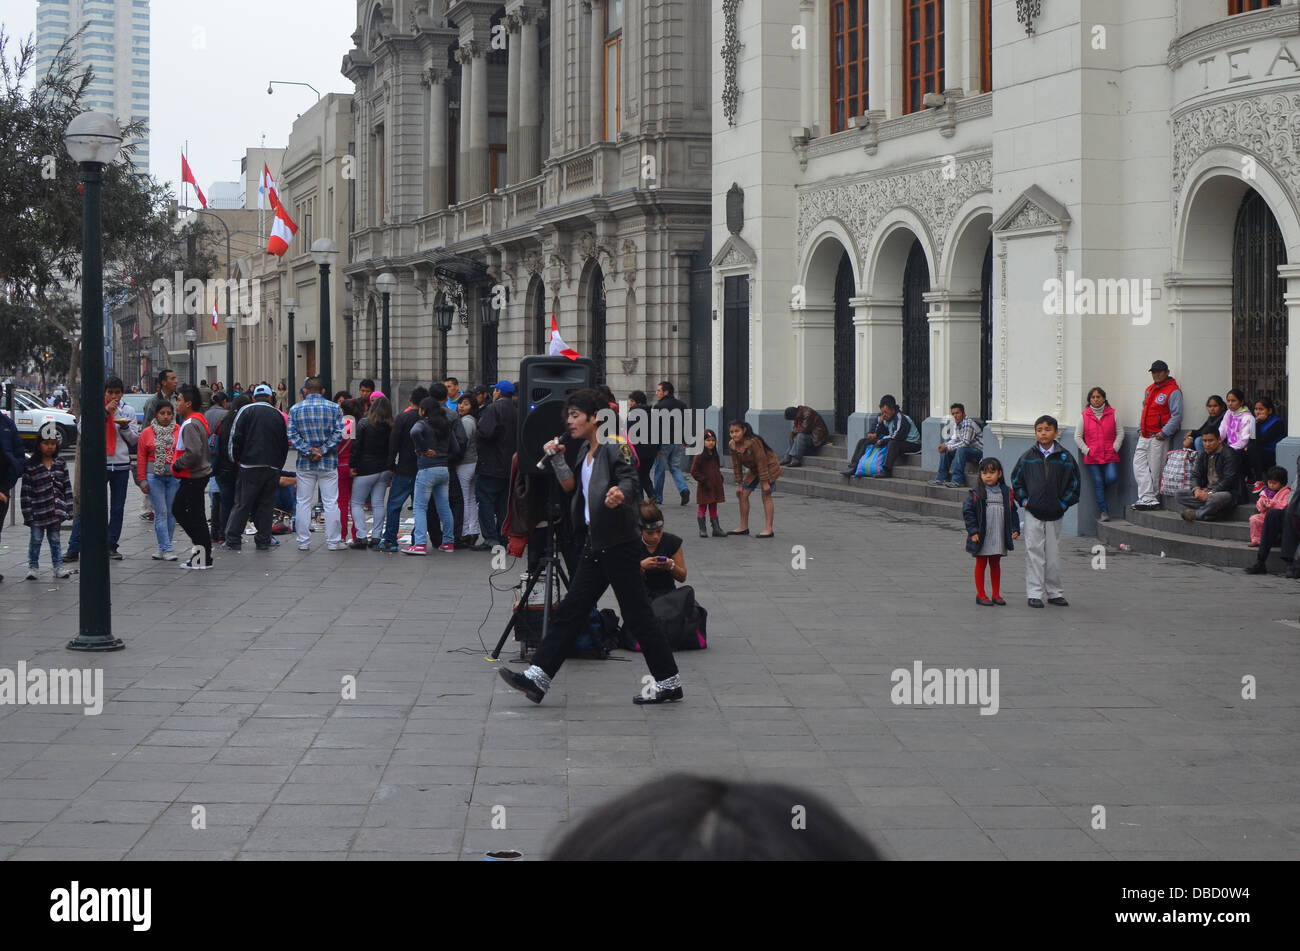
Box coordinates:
[1171,92,1300,198]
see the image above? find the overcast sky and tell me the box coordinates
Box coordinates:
[2,0,358,196]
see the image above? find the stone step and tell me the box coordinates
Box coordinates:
[780,461,977,503]
[1124,502,1256,542]
[1095,518,1280,571]
[775,472,967,520]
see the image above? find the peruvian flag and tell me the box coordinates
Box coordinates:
[258,163,276,210]
[548,302,579,360]
[267,190,297,257]
[181,153,207,209]
[132,322,139,342]
[212,299,219,329]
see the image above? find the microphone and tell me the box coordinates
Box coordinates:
[536,435,568,470]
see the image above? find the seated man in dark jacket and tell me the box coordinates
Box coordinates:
[498,388,682,707]
[842,395,921,478]
[781,405,829,467]
[1174,428,1242,522]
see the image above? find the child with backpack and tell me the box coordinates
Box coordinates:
[962,458,1020,606]
[689,429,727,538]
[20,433,73,580]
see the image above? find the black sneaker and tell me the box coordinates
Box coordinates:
[1027,598,1045,609]
[1245,561,1267,575]
[63,552,79,563]
[109,549,123,561]
[498,667,545,704]
[680,489,691,506]
[1047,597,1069,606]
[633,685,684,705]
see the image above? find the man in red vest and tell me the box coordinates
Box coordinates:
[1131,360,1183,511]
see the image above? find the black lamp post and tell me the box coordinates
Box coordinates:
[435,300,454,379]
[225,314,236,394]
[64,111,125,652]
[185,328,197,385]
[480,288,501,387]
[310,238,339,394]
[284,297,298,407]
[376,272,396,396]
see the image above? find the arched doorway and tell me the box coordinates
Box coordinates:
[1233,190,1288,414]
[531,276,547,355]
[980,242,993,421]
[902,239,931,424]
[589,263,607,383]
[833,251,856,433]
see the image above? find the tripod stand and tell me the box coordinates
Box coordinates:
[491,477,571,661]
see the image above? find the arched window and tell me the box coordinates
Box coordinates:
[1229,0,1279,14]
[903,0,944,115]
[830,1,869,133]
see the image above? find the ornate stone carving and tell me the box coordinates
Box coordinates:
[1017,0,1042,37]
[621,240,638,286]
[549,252,571,288]
[1005,203,1055,231]
[795,156,993,265]
[524,250,543,278]
[622,358,639,375]
[1171,92,1300,199]
[454,41,479,64]
[722,0,743,127]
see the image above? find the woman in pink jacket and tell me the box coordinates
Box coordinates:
[1073,387,1124,522]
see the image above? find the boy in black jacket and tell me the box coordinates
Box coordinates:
[1010,415,1081,609]
[498,388,682,706]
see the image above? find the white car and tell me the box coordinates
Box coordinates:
[1,388,78,450]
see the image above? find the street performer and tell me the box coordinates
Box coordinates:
[498,388,683,705]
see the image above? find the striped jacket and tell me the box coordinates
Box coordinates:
[20,457,72,528]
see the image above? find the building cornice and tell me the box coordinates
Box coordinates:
[1168,5,1300,70]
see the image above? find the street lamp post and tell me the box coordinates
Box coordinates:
[310,239,339,394]
[376,272,397,397]
[185,328,197,386]
[284,298,298,406]
[435,300,454,380]
[225,314,236,393]
[480,288,501,387]
[64,111,124,652]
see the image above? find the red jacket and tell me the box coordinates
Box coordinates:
[1141,377,1179,438]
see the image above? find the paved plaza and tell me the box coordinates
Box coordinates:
[0,490,1298,861]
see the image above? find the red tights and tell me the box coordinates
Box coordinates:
[975,555,1002,599]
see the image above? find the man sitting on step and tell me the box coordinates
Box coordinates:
[1173,429,1241,523]
[933,402,983,488]
[842,395,922,479]
[780,405,829,468]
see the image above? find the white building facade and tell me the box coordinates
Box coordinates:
[341,0,712,407]
[712,0,1299,533]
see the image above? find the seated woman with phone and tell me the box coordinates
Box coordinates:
[638,500,686,599]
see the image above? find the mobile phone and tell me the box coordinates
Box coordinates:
[657,556,669,564]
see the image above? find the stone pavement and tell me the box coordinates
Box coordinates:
[0,489,1298,861]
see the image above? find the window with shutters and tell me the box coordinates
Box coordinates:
[1229,0,1279,14]
[903,0,944,114]
[830,0,869,133]
[604,0,623,140]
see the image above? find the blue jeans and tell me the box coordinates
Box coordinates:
[1087,461,1120,514]
[937,446,983,485]
[147,473,181,551]
[66,467,131,555]
[29,525,62,569]
[412,466,452,547]
[476,474,510,545]
[653,444,688,500]
[382,472,415,546]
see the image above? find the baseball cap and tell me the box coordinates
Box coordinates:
[1148,360,1169,373]
[494,380,515,396]
[253,384,274,397]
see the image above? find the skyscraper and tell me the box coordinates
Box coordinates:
[35,0,150,173]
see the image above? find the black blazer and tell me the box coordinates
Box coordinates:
[571,439,642,552]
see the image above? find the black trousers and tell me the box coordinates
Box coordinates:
[173,476,212,560]
[532,537,678,683]
[635,445,657,499]
[1257,507,1300,562]
[226,467,280,545]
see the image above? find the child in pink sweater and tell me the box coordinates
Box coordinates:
[1249,466,1291,546]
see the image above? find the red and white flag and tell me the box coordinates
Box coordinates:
[132,322,139,342]
[212,299,219,329]
[548,305,579,360]
[267,190,297,257]
[258,163,277,211]
[181,153,207,209]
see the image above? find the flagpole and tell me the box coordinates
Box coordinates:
[183,141,188,211]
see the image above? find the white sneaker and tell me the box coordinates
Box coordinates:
[54,566,71,579]
[24,567,38,580]
[180,562,213,570]
[298,543,311,551]
[327,543,344,551]
[152,550,165,560]
[162,550,178,561]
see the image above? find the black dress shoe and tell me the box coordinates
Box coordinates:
[1027,598,1045,608]
[680,489,691,506]
[976,595,994,606]
[498,668,545,703]
[633,685,683,705]
[1287,564,1300,580]
[63,552,78,563]
[1047,597,1069,606]
[1245,561,1267,575]
[992,597,1007,606]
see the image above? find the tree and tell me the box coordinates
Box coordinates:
[0,27,215,379]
